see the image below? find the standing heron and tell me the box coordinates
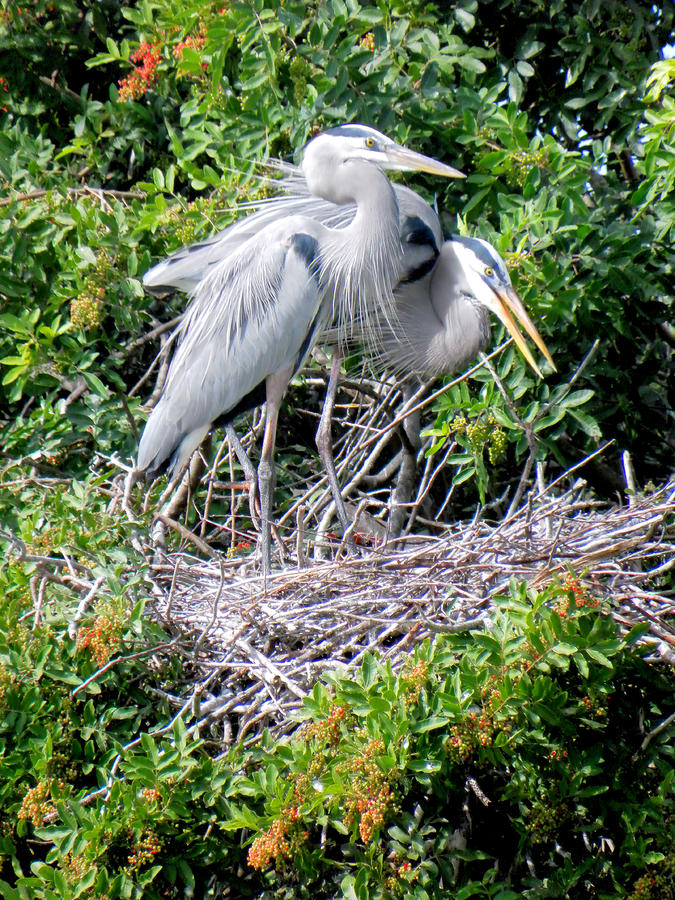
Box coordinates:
[137,125,463,573]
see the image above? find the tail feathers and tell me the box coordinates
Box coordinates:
[137,408,209,481]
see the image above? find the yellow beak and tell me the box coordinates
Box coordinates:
[492,285,555,378]
[384,145,465,179]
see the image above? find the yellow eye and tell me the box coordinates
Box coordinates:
[485,267,494,277]
[365,137,375,148]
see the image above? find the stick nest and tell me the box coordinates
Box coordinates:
[147,478,675,746]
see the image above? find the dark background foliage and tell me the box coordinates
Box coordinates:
[0,1,673,897]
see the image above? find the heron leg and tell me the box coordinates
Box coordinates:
[225,424,260,531]
[315,348,353,543]
[390,379,421,539]
[258,369,291,577]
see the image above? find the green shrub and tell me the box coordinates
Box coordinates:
[0,575,672,898]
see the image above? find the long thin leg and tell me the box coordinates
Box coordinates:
[315,348,353,540]
[258,369,292,577]
[389,379,421,539]
[225,423,260,531]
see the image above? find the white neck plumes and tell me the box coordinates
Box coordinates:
[301,139,402,344]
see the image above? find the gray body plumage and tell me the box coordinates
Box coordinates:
[137,223,328,474]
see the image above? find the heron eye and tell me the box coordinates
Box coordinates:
[484,267,494,277]
[365,137,376,148]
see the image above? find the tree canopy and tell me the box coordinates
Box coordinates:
[0,1,674,897]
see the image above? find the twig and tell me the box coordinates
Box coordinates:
[67,576,105,641]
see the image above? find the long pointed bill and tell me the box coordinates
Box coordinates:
[384,145,465,179]
[492,286,555,378]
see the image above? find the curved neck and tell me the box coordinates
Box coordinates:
[319,161,402,338]
[380,247,490,375]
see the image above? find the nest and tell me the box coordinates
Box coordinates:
[146,477,675,746]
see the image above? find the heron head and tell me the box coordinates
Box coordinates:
[448,236,555,378]
[302,125,464,195]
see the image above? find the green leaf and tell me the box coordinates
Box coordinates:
[458,55,485,74]
[0,313,33,335]
[407,758,442,773]
[561,389,594,408]
[410,716,449,733]
[585,648,613,668]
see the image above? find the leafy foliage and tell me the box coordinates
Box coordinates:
[0,573,673,898]
[1,2,674,897]
[1,0,674,506]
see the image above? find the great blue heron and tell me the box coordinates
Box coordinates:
[137,125,463,573]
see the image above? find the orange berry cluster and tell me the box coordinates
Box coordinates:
[445,710,495,763]
[118,42,162,101]
[174,24,207,62]
[60,850,94,886]
[385,858,417,893]
[141,787,162,803]
[630,853,675,900]
[247,806,306,871]
[125,829,162,873]
[577,693,607,719]
[77,613,121,667]
[340,752,397,843]
[360,31,375,51]
[555,574,602,618]
[70,292,102,330]
[304,704,347,747]
[18,779,60,827]
[26,528,55,555]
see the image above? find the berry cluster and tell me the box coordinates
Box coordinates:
[118,42,162,101]
[340,750,397,843]
[227,539,252,559]
[70,251,111,331]
[161,203,201,248]
[359,32,375,51]
[304,704,347,747]
[629,852,675,899]
[0,663,13,703]
[247,807,306,871]
[466,412,508,464]
[507,147,550,189]
[444,710,495,763]
[18,779,61,827]
[125,829,162,873]
[174,24,207,61]
[577,692,608,720]
[385,858,417,894]
[141,787,162,803]
[401,659,429,705]
[555,574,602,618]
[60,850,94,887]
[289,56,312,104]
[77,612,121,667]
[526,795,571,844]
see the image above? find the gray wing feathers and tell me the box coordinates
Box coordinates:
[137,227,325,474]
